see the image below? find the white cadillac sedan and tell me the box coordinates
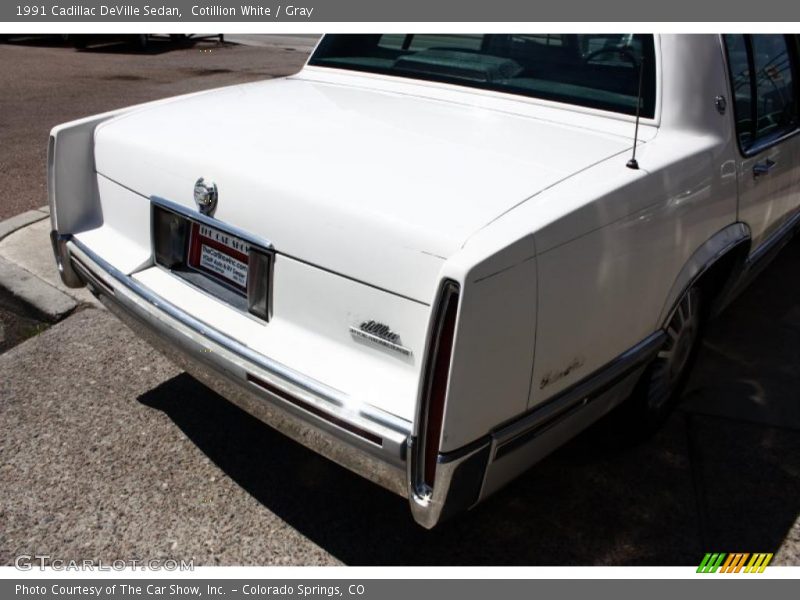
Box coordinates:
[48,34,800,528]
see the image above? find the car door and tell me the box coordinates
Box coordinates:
[724,34,800,254]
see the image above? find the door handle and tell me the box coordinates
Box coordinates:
[753,158,777,178]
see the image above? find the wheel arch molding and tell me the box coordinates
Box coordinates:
[657,222,751,327]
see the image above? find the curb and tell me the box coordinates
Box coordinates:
[0,206,49,242]
[0,206,80,322]
[0,256,77,322]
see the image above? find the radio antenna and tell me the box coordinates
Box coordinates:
[627,56,645,170]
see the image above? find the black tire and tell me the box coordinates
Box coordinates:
[617,287,703,437]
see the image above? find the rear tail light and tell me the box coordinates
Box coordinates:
[417,281,460,492]
[47,135,56,211]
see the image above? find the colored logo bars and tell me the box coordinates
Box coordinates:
[697,553,773,573]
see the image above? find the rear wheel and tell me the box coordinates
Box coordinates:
[620,287,703,435]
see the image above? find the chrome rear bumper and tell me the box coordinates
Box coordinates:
[58,235,412,494]
[50,232,664,528]
[51,233,499,528]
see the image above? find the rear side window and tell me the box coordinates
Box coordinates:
[724,34,800,153]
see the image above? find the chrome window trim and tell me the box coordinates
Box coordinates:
[720,34,800,159]
[740,127,800,159]
[308,34,660,121]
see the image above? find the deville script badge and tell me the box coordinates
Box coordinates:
[350,320,412,357]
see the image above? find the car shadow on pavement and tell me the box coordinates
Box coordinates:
[138,239,800,566]
[1,35,226,55]
[0,34,73,48]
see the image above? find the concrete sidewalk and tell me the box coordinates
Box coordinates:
[225,34,321,51]
[0,208,98,321]
[0,211,798,565]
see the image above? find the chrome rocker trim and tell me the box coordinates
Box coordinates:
[490,330,665,460]
[59,234,412,499]
[409,329,666,527]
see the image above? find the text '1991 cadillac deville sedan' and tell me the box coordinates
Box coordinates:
[49,34,800,527]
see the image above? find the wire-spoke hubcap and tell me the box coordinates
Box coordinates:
[648,288,700,410]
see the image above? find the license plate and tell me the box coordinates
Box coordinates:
[187,223,250,292]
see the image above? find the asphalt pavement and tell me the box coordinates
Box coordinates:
[0,36,799,567]
[0,35,310,220]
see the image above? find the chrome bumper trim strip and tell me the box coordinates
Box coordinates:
[64,237,411,497]
[407,436,491,529]
[70,237,411,440]
[50,231,84,288]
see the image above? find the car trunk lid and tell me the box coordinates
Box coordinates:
[94,75,631,302]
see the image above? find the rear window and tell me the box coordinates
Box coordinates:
[308,34,657,118]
